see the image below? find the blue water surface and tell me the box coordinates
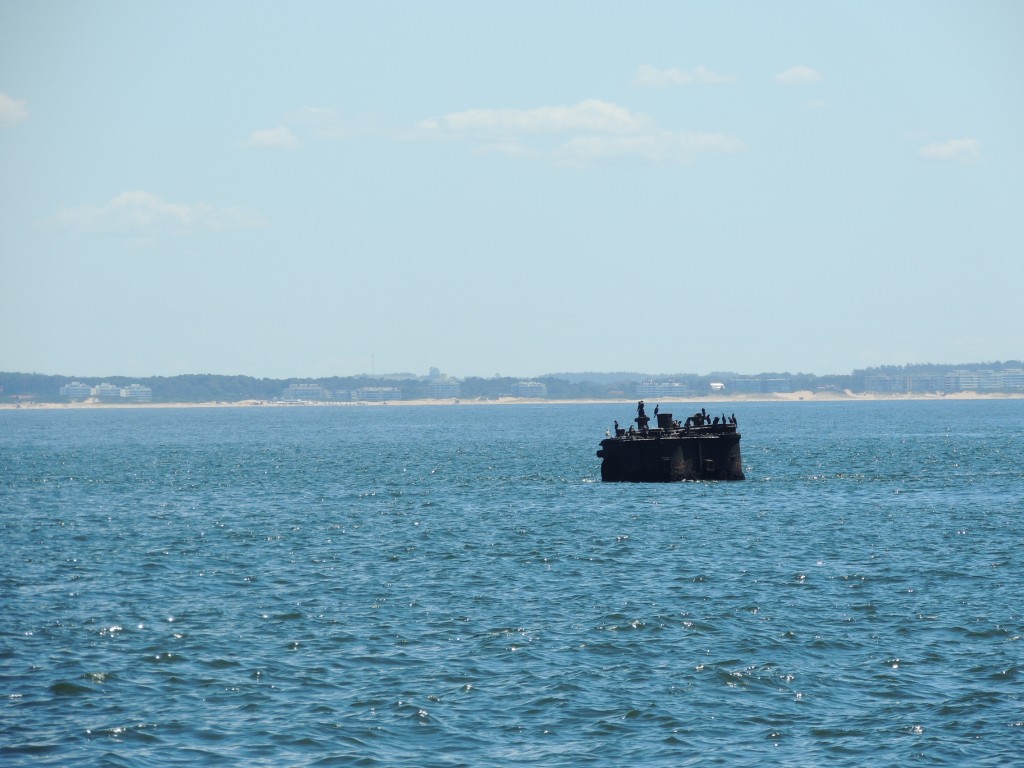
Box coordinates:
[2,400,1022,766]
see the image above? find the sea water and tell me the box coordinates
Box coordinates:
[1,400,1022,766]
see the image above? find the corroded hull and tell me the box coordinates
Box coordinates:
[598,429,744,482]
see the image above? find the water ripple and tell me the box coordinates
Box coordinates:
[2,402,1023,765]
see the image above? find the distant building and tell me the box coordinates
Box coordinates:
[354,386,401,402]
[60,381,93,399]
[426,368,461,398]
[976,370,1004,391]
[729,377,762,394]
[283,383,328,401]
[636,380,690,399]
[92,383,121,400]
[121,384,152,401]
[864,367,1024,394]
[760,378,791,393]
[944,370,980,392]
[428,379,461,398]
[906,375,944,393]
[1003,369,1024,390]
[511,381,547,398]
[728,376,791,394]
[864,375,908,393]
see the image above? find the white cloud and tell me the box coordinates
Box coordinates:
[245,100,741,165]
[633,65,735,87]
[242,126,298,149]
[775,66,824,85]
[557,132,746,164]
[471,140,532,157]
[293,106,370,139]
[242,108,372,147]
[51,191,264,236]
[419,98,743,165]
[419,99,654,135]
[919,138,981,162]
[0,92,29,125]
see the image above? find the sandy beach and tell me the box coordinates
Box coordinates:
[2,390,1021,410]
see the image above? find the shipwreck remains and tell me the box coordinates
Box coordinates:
[597,401,745,482]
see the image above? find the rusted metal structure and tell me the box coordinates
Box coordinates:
[597,401,744,482]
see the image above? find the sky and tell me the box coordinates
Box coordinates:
[1,1,1022,379]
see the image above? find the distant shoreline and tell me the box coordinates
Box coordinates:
[2,390,1022,410]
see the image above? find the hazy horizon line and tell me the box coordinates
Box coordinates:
[5,359,1024,382]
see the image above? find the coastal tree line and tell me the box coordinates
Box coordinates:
[1,370,859,403]
[3,362,1021,403]
[853,361,1024,375]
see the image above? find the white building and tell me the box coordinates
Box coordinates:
[283,383,328,401]
[121,384,152,400]
[428,379,461,398]
[60,381,93,399]
[1003,369,1024,390]
[944,370,980,391]
[354,386,401,402]
[92,383,121,399]
[636,380,690,399]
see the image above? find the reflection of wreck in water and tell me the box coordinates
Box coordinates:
[597,401,745,482]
